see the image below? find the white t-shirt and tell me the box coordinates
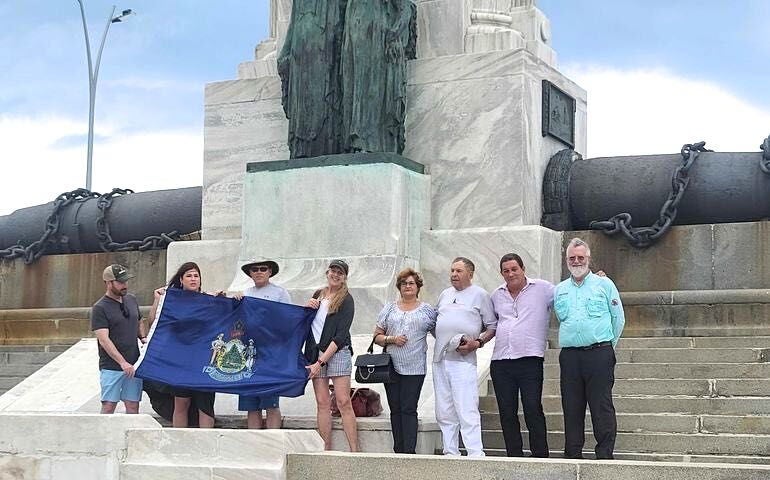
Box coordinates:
[434,284,496,364]
[243,283,292,304]
[311,299,330,344]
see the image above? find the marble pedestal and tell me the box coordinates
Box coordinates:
[230,155,429,332]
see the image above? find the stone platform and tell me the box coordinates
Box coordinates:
[287,452,770,480]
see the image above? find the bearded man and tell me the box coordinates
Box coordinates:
[554,238,625,460]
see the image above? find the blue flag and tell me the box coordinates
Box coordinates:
[135,288,315,397]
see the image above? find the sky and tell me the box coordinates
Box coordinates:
[1,1,769,215]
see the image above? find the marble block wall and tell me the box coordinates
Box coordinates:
[420,225,563,303]
[404,48,586,230]
[203,77,288,240]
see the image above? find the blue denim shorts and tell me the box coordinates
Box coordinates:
[238,394,280,411]
[100,369,143,403]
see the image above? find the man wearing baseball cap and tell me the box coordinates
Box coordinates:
[91,264,146,414]
[235,258,292,428]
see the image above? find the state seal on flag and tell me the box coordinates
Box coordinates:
[202,319,256,382]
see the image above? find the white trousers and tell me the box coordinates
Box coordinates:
[433,359,485,457]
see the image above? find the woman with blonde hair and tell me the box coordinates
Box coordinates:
[305,259,359,451]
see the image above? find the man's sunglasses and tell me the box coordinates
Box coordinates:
[249,266,271,273]
[119,302,130,318]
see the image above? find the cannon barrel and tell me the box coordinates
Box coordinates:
[0,187,201,255]
[543,151,770,232]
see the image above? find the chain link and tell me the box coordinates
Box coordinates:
[590,141,712,248]
[760,135,770,175]
[0,189,99,263]
[95,188,180,252]
[0,188,181,264]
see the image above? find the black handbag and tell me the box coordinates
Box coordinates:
[354,338,395,384]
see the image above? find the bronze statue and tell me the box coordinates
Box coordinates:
[277,0,347,158]
[278,0,416,158]
[341,0,416,155]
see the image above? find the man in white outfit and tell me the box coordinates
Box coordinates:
[433,257,497,457]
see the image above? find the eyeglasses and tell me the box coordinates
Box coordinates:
[249,266,271,273]
[401,281,418,286]
[568,256,588,263]
[119,302,129,318]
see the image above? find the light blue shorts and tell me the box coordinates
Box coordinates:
[100,369,143,403]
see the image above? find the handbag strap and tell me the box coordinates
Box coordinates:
[370,301,401,354]
[367,336,389,354]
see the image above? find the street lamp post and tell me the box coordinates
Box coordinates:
[75,1,133,191]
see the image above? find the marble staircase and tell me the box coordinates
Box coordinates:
[479,335,770,463]
[0,344,70,396]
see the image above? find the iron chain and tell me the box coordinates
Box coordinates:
[0,189,99,263]
[590,141,712,248]
[760,135,770,175]
[95,188,180,252]
[0,188,181,264]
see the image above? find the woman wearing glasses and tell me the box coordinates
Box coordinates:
[373,268,437,454]
[147,261,217,428]
[304,259,359,451]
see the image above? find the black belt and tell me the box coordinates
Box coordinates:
[563,341,612,351]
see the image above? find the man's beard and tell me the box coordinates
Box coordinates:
[110,285,127,297]
[568,264,589,279]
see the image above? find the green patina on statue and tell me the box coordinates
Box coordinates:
[277,0,347,159]
[278,0,417,159]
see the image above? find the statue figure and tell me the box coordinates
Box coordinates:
[278,0,347,158]
[341,0,417,155]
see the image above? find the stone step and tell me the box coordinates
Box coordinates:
[125,428,323,466]
[542,348,769,364]
[619,290,770,338]
[287,451,770,479]
[0,307,93,345]
[543,362,770,379]
[481,412,700,433]
[481,413,770,435]
[0,344,73,352]
[488,378,770,397]
[121,463,283,480]
[480,430,770,456]
[611,336,770,349]
[0,377,25,391]
[0,364,42,377]
[477,448,770,465]
[0,351,62,365]
[480,395,770,415]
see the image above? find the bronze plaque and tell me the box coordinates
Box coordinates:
[542,80,576,148]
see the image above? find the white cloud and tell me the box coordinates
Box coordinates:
[0,114,201,216]
[563,64,770,158]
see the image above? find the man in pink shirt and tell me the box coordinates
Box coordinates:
[489,253,554,458]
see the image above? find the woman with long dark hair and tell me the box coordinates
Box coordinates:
[304,259,359,451]
[148,261,216,428]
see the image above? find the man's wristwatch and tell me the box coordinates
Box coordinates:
[319,360,327,367]
[476,338,485,348]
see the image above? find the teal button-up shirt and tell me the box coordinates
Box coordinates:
[554,272,625,348]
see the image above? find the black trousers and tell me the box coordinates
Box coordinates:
[490,356,549,457]
[384,372,425,454]
[559,345,617,459]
